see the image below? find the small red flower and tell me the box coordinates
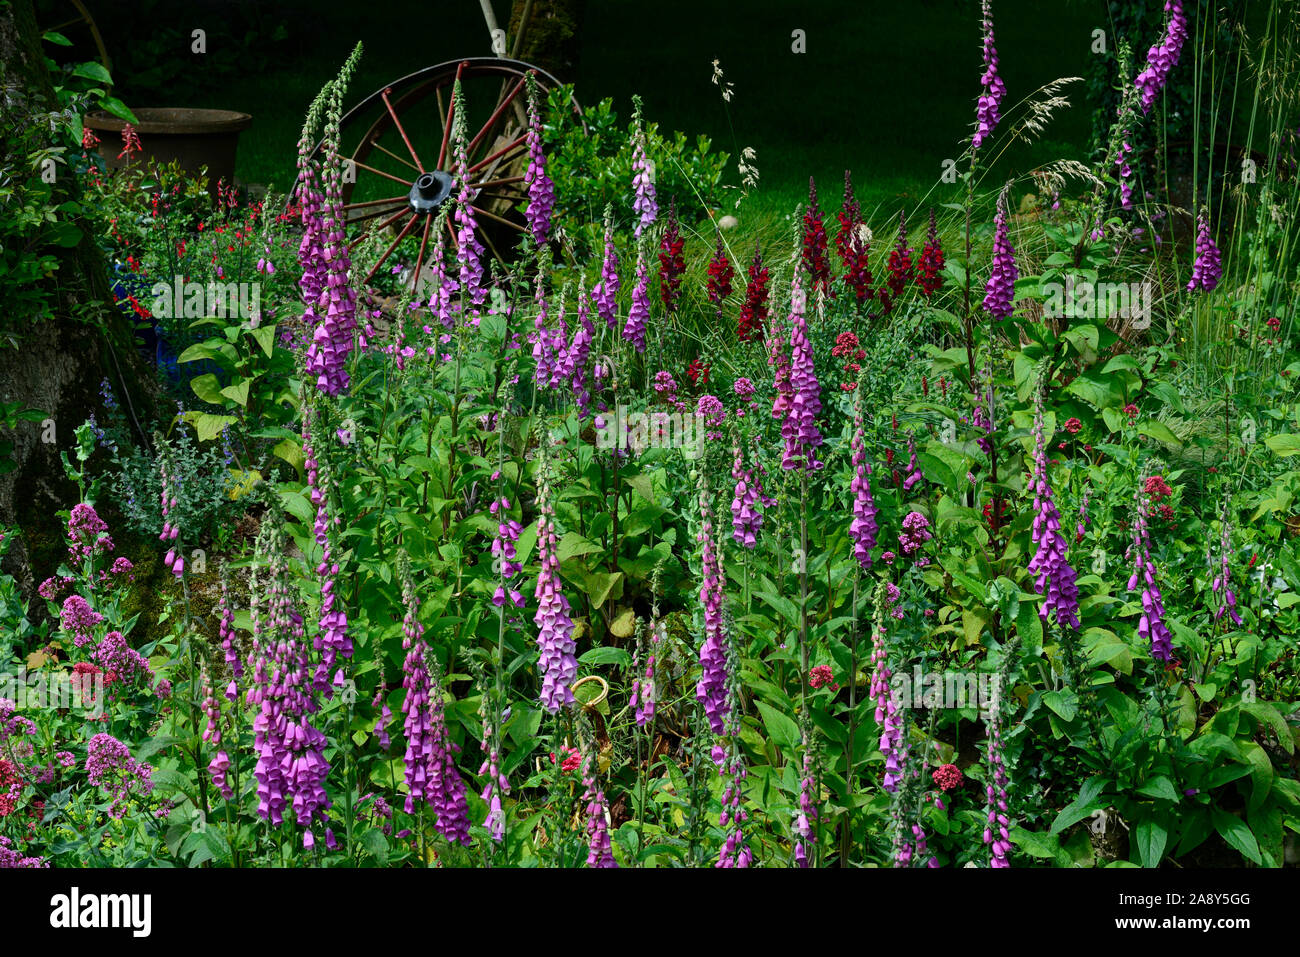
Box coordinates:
[1064,417,1082,434]
[809,665,838,690]
[932,763,963,792]
[1144,475,1173,499]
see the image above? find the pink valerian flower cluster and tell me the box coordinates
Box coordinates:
[808,665,838,691]
[304,409,350,693]
[802,177,831,298]
[534,475,578,713]
[983,186,1018,318]
[582,752,617,867]
[899,511,933,562]
[1027,406,1081,629]
[60,594,103,648]
[1127,489,1174,662]
[1135,0,1189,113]
[398,564,471,844]
[780,277,824,471]
[836,170,873,302]
[973,0,1006,149]
[0,835,46,868]
[1187,206,1222,292]
[696,493,729,737]
[732,376,757,418]
[792,749,817,867]
[984,706,1012,867]
[524,76,555,247]
[630,619,663,727]
[158,458,184,577]
[1210,509,1243,626]
[490,492,524,609]
[849,400,879,569]
[94,631,153,691]
[933,763,964,791]
[730,442,764,548]
[67,503,113,563]
[623,251,651,353]
[85,733,154,818]
[592,219,620,330]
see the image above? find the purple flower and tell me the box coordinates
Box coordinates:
[1127,491,1174,662]
[730,443,763,548]
[524,80,555,247]
[983,706,1012,868]
[983,186,1018,318]
[870,613,903,792]
[304,408,351,693]
[534,477,577,713]
[592,220,620,330]
[696,484,729,736]
[780,276,824,471]
[1210,507,1243,626]
[849,401,878,569]
[85,732,154,818]
[899,511,933,559]
[973,0,1007,150]
[567,280,597,420]
[1135,1,1189,114]
[631,127,657,240]
[60,594,103,647]
[901,435,924,492]
[582,753,618,867]
[1027,405,1081,629]
[622,251,650,353]
[1187,206,1222,292]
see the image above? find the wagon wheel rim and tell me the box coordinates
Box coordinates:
[305,57,582,303]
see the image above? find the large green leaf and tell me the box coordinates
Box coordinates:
[755,700,800,753]
[1132,817,1168,868]
[1211,808,1262,864]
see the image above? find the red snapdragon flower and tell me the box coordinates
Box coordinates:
[801,177,831,299]
[915,208,945,297]
[658,197,686,312]
[737,244,769,343]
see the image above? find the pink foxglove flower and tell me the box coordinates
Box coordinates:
[973,0,1006,149]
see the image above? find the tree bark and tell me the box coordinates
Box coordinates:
[0,0,156,604]
[508,0,586,81]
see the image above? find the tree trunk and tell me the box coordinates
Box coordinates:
[508,0,586,81]
[0,0,156,605]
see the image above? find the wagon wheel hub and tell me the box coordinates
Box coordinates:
[408,170,454,215]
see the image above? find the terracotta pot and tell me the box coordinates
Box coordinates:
[84,108,252,193]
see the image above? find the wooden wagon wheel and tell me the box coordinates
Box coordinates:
[312,57,582,297]
[39,0,113,73]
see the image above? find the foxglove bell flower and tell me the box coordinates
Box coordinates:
[982,187,1018,318]
[983,704,1012,868]
[1210,507,1242,625]
[1027,405,1081,629]
[592,218,620,330]
[524,78,555,247]
[622,252,650,353]
[849,399,878,568]
[631,122,657,240]
[730,442,762,548]
[1127,490,1174,662]
[1135,1,1189,114]
[696,485,729,736]
[534,474,577,713]
[1187,206,1222,292]
[582,753,617,867]
[780,277,824,471]
[973,0,1006,149]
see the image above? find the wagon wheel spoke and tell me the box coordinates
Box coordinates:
[468,134,527,176]
[363,214,420,285]
[366,139,420,174]
[380,88,425,173]
[471,204,525,232]
[437,61,468,172]
[347,158,412,189]
[342,202,408,227]
[341,195,408,212]
[466,77,527,159]
[350,208,409,251]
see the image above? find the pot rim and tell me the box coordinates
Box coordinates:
[84,108,252,135]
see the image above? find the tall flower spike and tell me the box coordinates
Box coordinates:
[303,405,351,693]
[523,72,555,247]
[1027,398,1081,630]
[780,276,824,471]
[631,101,657,239]
[849,394,878,569]
[581,748,617,867]
[592,212,620,330]
[801,177,831,299]
[716,622,752,867]
[870,583,904,792]
[1210,502,1243,626]
[706,230,734,319]
[622,250,650,353]
[696,482,729,737]
[1127,486,1174,662]
[658,197,685,312]
[534,459,578,712]
[982,186,1018,318]
[983,695,1012,868]
[973,0,1006,150]
[738,243,770,343]
[916,208,945,297]
[1135,1,1188,114]
[1187,206,1222,292]
[451,82,487,316]
[729,440,762,549]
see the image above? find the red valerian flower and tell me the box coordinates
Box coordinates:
[932,763,963,792]
[1144,475,1173,498]
[808,665,838,690]
[1064,417,1082,434]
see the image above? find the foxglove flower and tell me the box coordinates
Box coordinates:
[983,703,1012,867]
[696,486,729,736]
[1210,507,1242,626]
[1135,1,1188,114]
[801,177,831,298]
[738,243,770,343]
[592,217,620,330]
[524,77,555,247]
[1187,206,1222,292]
[567,277,597,421]
[849,399,879,568]
[780,277,824,471]
[582,753,617,867]
[535,474,578,712]
[158,458,183,578]
[631,619,663,728]
[1027,405,1081,629]
[870,611,903,792]
[1127,490,1174,662]
[730,442,763,548]
[792,749,817,867]
[622,251,650,353]
[901,435,924,492]
[631,120,657,240]
[973,0,1007,150]
[304,407,350,692]
[982,187,1018,318]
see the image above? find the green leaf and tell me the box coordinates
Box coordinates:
[190,373,226,406]
[249,324,277,358]
[43,30,74,46]
[557,532,603,563]
[1136,775,1179,802]
[1212,808,1262,865]
[755,700,800,753]
[98,96,137,124]
[1050,775,1109,835]
[1133,817,1168,868]
[360,827,389,864]
[578,647,631,668]
[193,413,237,443]
[272,438,304,473]
[1265,434,1300,457]
[1242,701,1295,754]
[580,570,623,609]
[1137,421,1181,447]
[1043,689,1078,722]
[220,379,250,408]
[72,62,113,84]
